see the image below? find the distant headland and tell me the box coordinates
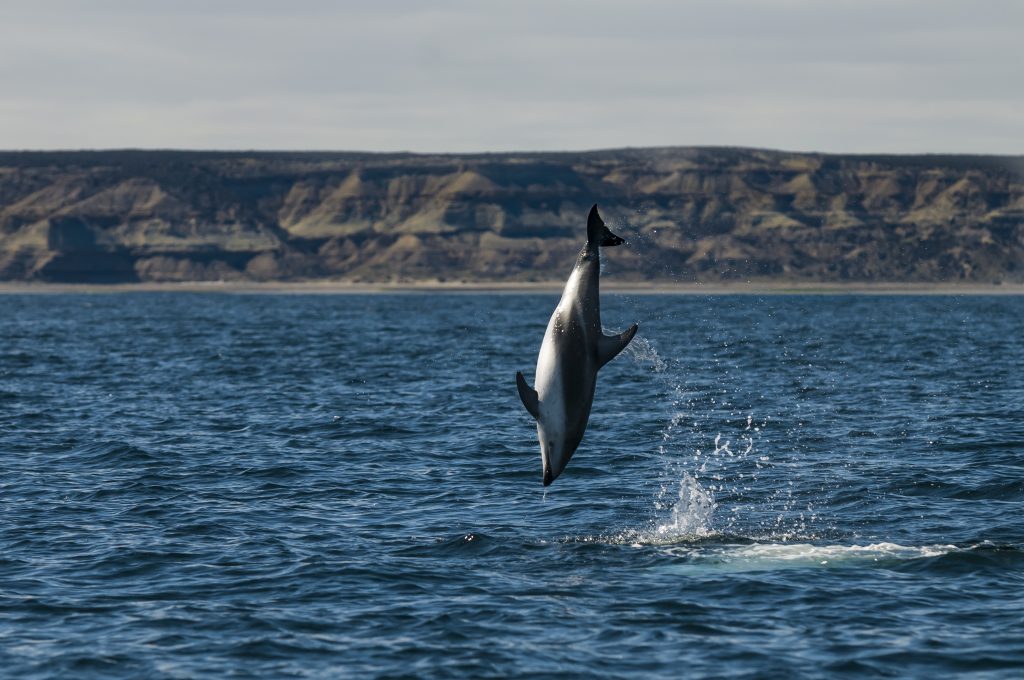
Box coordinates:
[1,147,1021,286]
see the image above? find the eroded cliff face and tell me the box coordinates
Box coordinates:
[0,148,1021,283]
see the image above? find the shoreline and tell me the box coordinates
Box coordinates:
[0,280,1022,295]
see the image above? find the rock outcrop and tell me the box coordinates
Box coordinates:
[1,148,1021,283]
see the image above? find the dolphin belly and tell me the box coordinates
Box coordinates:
[534,305,597,485]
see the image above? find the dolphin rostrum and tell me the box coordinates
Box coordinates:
[516,205,638,486]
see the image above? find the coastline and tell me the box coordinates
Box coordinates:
[0,280,1022,295]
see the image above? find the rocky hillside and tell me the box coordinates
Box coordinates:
[0,148,1021,283]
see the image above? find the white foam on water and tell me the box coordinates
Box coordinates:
[658,541,959,574]
[653,472,717,539]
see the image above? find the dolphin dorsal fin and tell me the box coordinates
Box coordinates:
[516,371,540,420]
[597,324,639,368]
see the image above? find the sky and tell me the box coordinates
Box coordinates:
[1,0,1021,154]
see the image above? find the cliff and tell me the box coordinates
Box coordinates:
[0,147,1021,284]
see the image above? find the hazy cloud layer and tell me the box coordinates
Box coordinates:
[1,0,1020,153]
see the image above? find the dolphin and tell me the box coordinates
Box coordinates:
[516,204,638,486]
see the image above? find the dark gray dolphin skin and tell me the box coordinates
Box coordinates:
[516,205,638,485]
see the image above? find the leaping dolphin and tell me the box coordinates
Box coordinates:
[516,205,638,486]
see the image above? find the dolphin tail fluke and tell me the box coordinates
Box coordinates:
[597,323,639,368]
[516,371,540,420]
[587,204,625,247]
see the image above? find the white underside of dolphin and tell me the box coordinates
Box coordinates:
[516,205,638,485]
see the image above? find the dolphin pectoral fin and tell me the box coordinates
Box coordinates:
[597,323,639,368]
[516,371,540,420]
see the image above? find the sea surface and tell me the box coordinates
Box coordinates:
[1,292,1022,678]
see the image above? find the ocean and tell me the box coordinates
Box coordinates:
[1,292,1022,678]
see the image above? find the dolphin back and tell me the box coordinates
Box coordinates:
[587,205,625,247]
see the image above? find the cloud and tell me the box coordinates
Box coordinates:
[0,0,1021,152]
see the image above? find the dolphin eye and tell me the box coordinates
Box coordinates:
[548,441,554,449]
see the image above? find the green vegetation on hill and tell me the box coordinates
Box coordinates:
[0,147,1021,283]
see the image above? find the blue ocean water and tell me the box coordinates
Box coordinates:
[1,292,1022,678]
